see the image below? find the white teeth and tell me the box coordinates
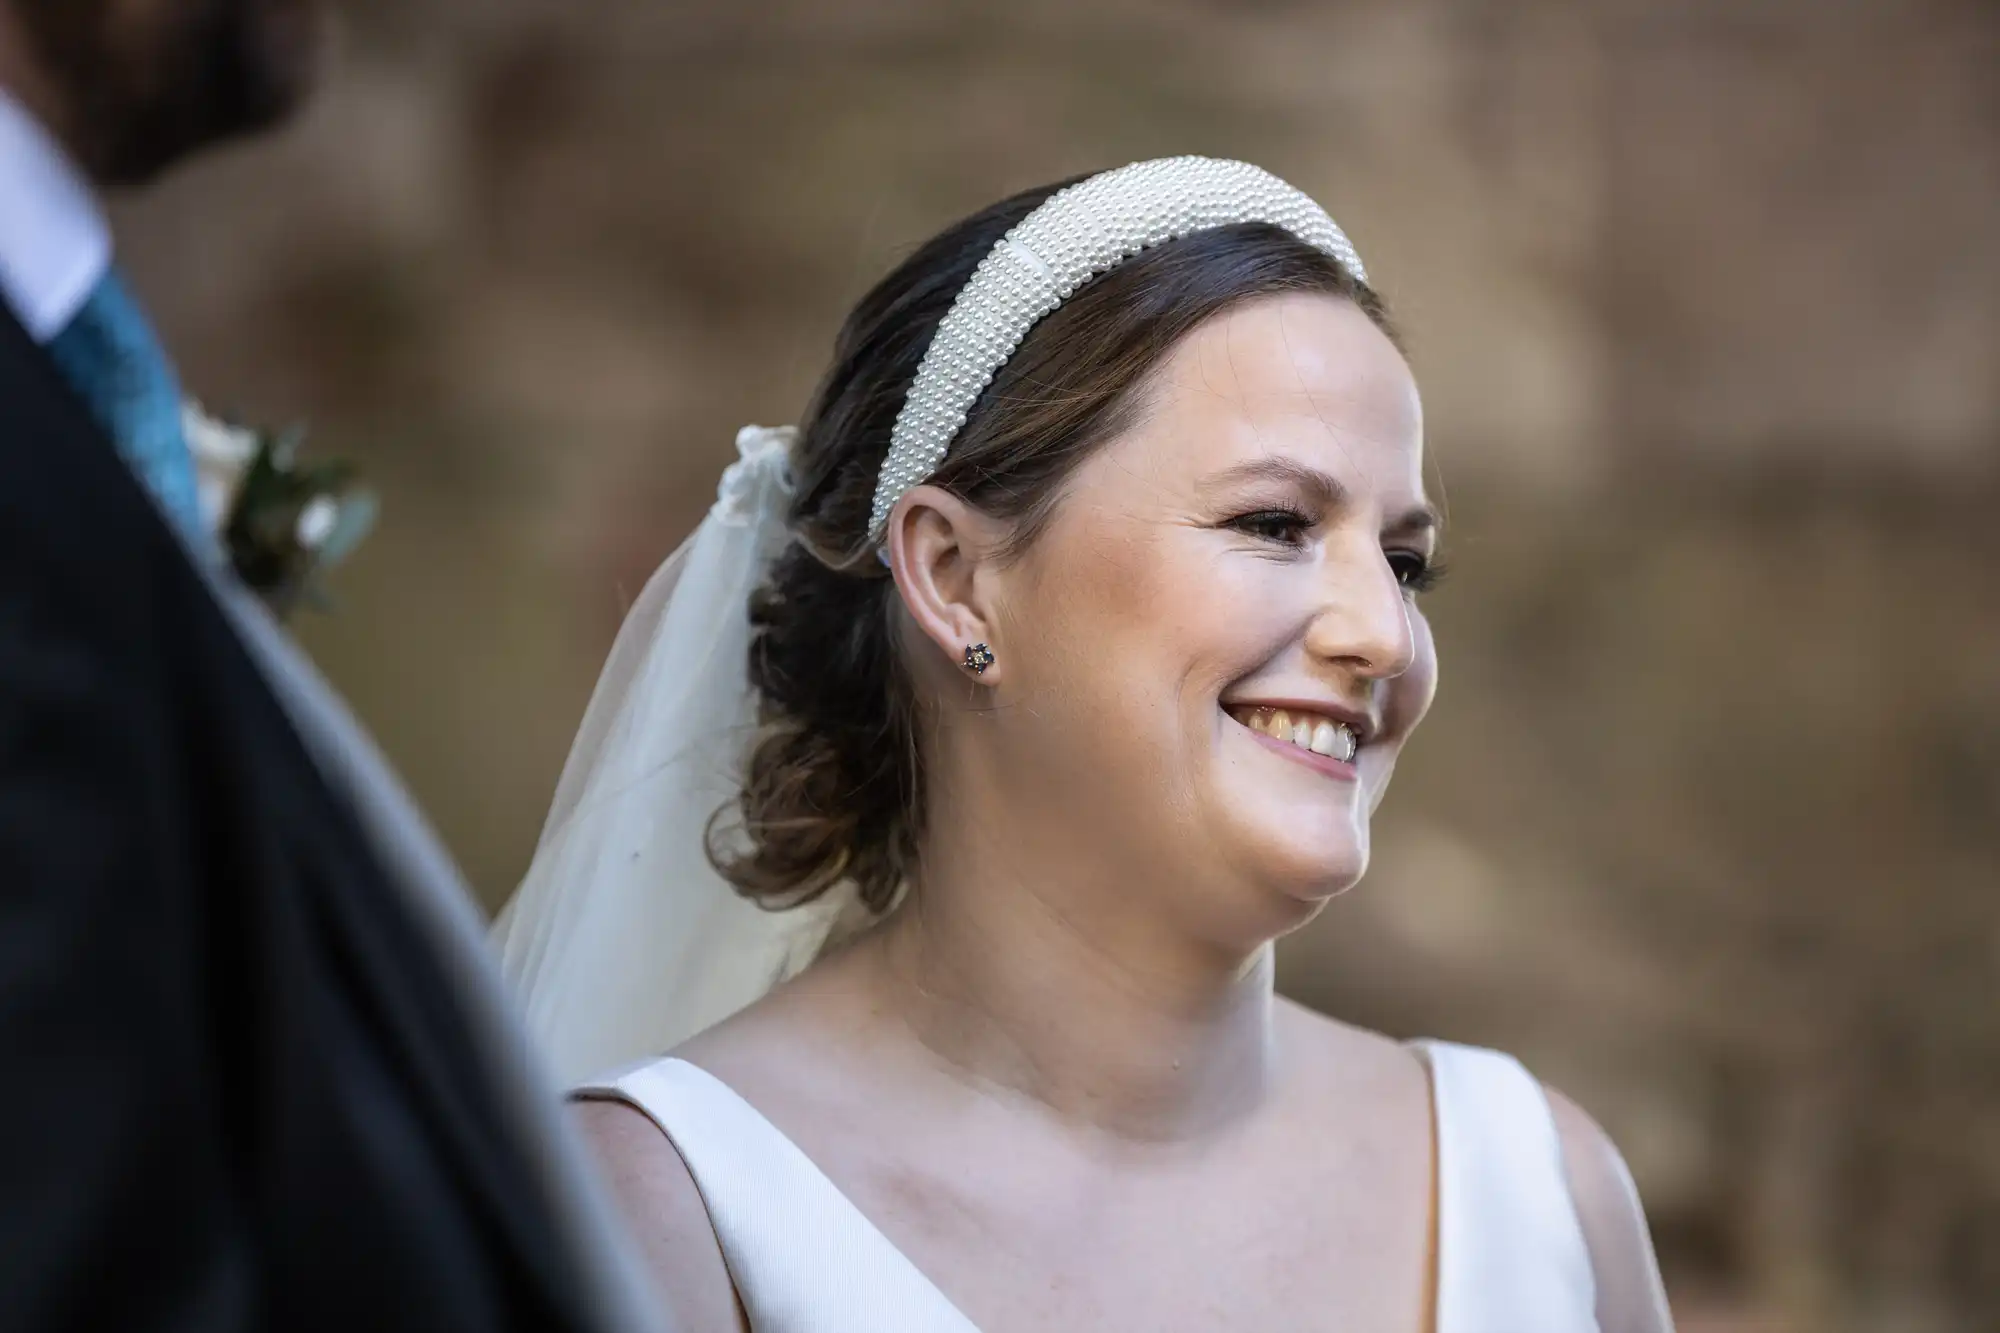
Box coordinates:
[1307,720,1359,761]
[1233,707,1360,762]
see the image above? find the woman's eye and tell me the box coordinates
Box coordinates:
[1387,549,1446,594]
[1229,509,1314,546]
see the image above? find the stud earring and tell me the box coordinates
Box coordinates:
[962,643,995,675]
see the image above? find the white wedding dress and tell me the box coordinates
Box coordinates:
[578,1040,1600,1332]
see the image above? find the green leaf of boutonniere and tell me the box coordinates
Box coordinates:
[186,402,378,622]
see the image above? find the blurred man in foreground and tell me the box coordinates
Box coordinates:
[0,3,667,1328]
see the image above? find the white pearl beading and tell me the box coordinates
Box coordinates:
[867,156,1367,539]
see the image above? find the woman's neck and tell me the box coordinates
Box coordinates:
[861,822,1280,1145]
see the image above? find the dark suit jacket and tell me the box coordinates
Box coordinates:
[0,304,635,1331]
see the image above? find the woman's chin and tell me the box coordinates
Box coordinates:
[1227,837,1372,931]
[1281,860,1367,907]
[1225,810,1371,897]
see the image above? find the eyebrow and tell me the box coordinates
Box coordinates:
[1204,457,1442,535]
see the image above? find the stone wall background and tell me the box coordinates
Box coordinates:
[114,2,2000,1327]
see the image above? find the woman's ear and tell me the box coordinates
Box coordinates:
[884,484,1008,683]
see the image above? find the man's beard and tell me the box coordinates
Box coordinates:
[9,0,323,184]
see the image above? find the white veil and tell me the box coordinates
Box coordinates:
[492,426,846,1085]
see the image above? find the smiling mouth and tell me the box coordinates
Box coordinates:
[1226,706,1360,763]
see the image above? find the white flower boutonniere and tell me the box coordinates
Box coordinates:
[183,401,379,621]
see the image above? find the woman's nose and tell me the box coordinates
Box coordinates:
[1301,540,1417,681]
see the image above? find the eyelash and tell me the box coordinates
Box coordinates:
[1389,551,1448,595]
[1225,508,1447,594]
[1227,507,1316,546]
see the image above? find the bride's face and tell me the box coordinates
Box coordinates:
[994,292,1436,930]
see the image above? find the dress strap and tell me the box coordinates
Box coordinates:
[577,1058,980,1333]
[1413,1040,1599,1333]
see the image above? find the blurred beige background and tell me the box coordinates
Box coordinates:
[114,1,1998,1328]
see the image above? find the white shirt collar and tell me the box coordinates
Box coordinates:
[0,86,111,342]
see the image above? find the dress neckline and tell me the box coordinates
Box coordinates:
[657,1057,983,1328]
[652,1050,1445,1332]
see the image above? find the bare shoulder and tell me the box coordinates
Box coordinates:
[1274,997,1430,1095]
[1543,1086,1677,1333]
[571,1098,746,1333]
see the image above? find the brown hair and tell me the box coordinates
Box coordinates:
[707,177,1393,915]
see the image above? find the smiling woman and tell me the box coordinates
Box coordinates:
[730,199,1407,928]
[861,290,1436,942]
[494,159,1675,1332]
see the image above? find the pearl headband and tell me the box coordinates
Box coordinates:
[867,155,1369,541]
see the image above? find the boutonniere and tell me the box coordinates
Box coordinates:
[183,402,378,621]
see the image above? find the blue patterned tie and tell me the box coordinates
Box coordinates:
[45,268,204,543]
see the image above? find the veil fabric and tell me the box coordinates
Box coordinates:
[492,426,844,1086]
